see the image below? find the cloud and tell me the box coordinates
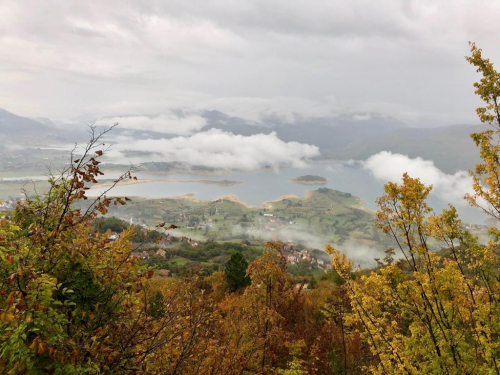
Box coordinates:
[109,129,320,170]
[336,239,382,268]
[363,151,474,206]
[197,96,342,124]
[2,1,500,126]
[95,111,207,135]
[234,225,382,268]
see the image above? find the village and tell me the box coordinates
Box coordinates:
[101,210,332,279]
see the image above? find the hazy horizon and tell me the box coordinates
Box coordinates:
[1,0,499,226]
[1,0,499,128]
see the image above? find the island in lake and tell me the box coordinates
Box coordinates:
[289,175,328,185]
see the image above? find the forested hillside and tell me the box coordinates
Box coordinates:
[2,44,500,374]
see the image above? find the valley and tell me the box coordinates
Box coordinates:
[100,188,394,263]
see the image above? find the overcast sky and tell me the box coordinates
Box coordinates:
[1,0,499,126]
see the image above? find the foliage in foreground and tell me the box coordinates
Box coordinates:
[2,43,500,374]
[326,42,500,374]
[0,130,346,374]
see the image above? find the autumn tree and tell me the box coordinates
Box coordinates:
[326,43,500,374]
[0,127,218,374]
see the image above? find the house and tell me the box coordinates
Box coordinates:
[158,269,170,277]
[156,249,166,258]
[108,232,119,240]
[157,237,167,248]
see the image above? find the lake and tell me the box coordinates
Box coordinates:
[87,160,486,224]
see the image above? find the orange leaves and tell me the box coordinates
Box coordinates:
[5,292,15,305]
[156,222,178,230]
[29,337,50,355]
[6,273,16,284]
[0,312,15,322]
[15,300,27,311]
[115,197,126,205]
[70,349,80,364]
[0,126,148,373]
[93,327,103,337]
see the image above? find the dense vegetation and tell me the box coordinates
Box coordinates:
[291,175,328,184]
[2,44,500,374]
[101,186,387,251]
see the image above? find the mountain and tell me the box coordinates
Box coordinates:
[201,111,407,149]
[201,111,483,173]
[1,107,484,173]
[0,108,87,145]
[323,124,486,173]
[0,108,52,139]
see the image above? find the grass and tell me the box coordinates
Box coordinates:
[170,257,190,265]
[102,188,394,251]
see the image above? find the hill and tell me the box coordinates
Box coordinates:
[0,107,486,174]
[201,110,485,173]
[290,175,328,184]
[101,188,393,258]
[0,108,53,142]
[323,124,486,173]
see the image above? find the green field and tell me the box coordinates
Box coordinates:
[103,188,393,251]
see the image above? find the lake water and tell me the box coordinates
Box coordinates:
[87,161,485,224]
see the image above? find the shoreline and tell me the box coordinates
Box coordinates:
[166,194,255,209]
[92,178,242,189]
[85,189,376,214]
[262,194,302,209]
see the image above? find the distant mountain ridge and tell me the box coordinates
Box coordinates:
[201,110,484,173]
[0,108,485,173]
[0,108,52,138]
[0,108,87,145]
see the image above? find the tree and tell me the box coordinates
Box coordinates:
[326,43,500,374]
[0,127,217,374]
[224,252,251,292]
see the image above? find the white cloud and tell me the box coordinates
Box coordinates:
[1,1,499,126]
[363,151,474,206]
[197,96,342,124]
[234,225,382,268]
[336,239,382,268]
[95,112,207,135]
[110,129,320,170]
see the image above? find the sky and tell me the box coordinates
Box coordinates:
[1,0,499,127]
